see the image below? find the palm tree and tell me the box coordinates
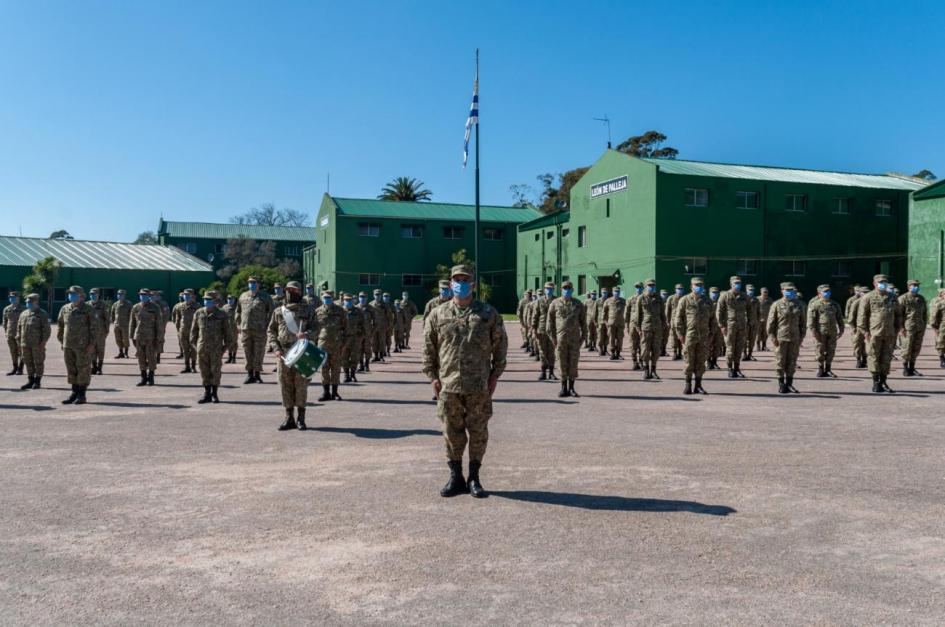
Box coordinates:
[378,177,432,202]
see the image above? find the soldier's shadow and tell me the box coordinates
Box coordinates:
[0,403,55,411]
[491,490,736,516]
[310,426,440,439]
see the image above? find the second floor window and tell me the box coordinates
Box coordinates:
[832,198,852,214]
[875,199,893,217]
[358,223,380,237]
[578,226,587,247]
[685,188,709,207]
[401,225,424,239]
[443,226,464,239]
[284,245,300,256]
[684,257,708,275]
[736,191,759,209]
[359,273,380,286]
[787,260,806,276]
[785,194,808,212]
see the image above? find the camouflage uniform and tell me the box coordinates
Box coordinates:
[624,284,642,366]
[154,292,171,362]
[272,284,285,311]
[604,288,628,362]
[356,292,376,371]
[756,290,773,351]
[665,285,685,360]
[3,292,24,375]
[517,292,533,350]
[268,289,317,429]
[634,280,666,379]
[303,283,317,306]
[87,289,110,375]
[16,294,50,389]
[532,282,557,379]
[857,275,902,392]
[584,293,598,350]
[57,286,98,404]
[596,291,610,355]
[659,290,671,357]
[807,286,843,377]
[673,279,713,394]
[743,285,761,361]
[707,288,724,369]
[526,297,541,358]
[341,293,365,382]
[400,294,418,348]
[847,288,867,368]
[221,297,239,363]
[898,280,927,376]
[767,282,806,393]
[392,300,406,352]
[173,291,199,372]
[130,289,164,385]
[547,281,586,396]
[236,279,274,382]
[424,281,452,322]
[190,290,234,402]
[382,292,396,356]
[930,290,945,368]
[110,292,132,358]
[315,291,347,399]
[370,289,391,361]
[716,276,752,377]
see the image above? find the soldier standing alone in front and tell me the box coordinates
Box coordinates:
[130,288,164,387]
[236,276,273,383]
[858,274,902,393]
[807,284,843,378]
[16,293,50,390]
[190,290,234,404]
[111,289,132,358]
[3,291,24,375]
[767,282,806,393]
[548,280,586,397]
[673,277,713,395]
[898,279,927,376]
[57,286,98,404]
[423,264,508,498]
[268,282,317,431]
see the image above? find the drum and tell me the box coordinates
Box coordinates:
[283,339,327,377]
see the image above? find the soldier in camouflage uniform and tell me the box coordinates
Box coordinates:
[603,285,628,363]
[424,280,452,321]
[526,294,540,359]
[768,282,806,393]
[584,291,598,351]
[400,291,418,349]
[634,279,666,380]
[370,289,390,362]
[423,264,507,499]
[190,290,234,404]
[236,276,273,383]
[341,292,365,383]
[858,274,902,393]
[930,288,945,368]
[3,291,24,375]
[847,286,868,368]
[392,299,405,353]
[596,288,610,356]
[898,279,927,376]
[716,275,751,378]
[221,294,239,363]
[548,280,586,397]
[706,287,724,370]
[517,290,533,350]
[173,288,200,373]
[665,284,685,360]
[303,283,316,305]
[315,289,347,401]
[130,288,164,387]
[110,289,132,358]
[356,291,375,373]
[171,292,186,359]
[756,287,773,351]
[272,283,285,310]
[532,281,557,380]
[16,293,50,390]
[743,284,761,362]
[383,292,397,356]
[659,289,670,357]
[268,281,317,431]
[87,288,110,375]
[57,285,98,404]
[153,291,171,363]
[624,283,641,367]
[808,284,843,378]
[673,277,713,395]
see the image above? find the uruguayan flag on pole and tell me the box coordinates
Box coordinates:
[463,71,478,169]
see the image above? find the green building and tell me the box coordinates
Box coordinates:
[517,150,925,297]
[908,179,945,290]
[0,235,215,315]
[307,194,541,312]
[157,219,317,273]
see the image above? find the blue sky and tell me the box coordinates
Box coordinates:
[1,0,943,242]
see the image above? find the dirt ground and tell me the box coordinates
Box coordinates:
[1,320,944,625]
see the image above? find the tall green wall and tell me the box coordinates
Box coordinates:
[517,212,570,294]
[908,191,945,290]
[160,235,306,274]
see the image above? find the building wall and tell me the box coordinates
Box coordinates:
[160,235,307,273]
[517,213,571,294]
[908,193,945,290]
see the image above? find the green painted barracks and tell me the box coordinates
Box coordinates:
[518,150,927,297]
[908,178,945,290]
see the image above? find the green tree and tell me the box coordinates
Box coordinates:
[524,167,590,214]
[22,256,63,311]
[134,231,158,244]
[615,130,678,159]
[226,265,288,298]
[434,249,491,302]
[912,169,937,181]
[48,230,73,240]
[378,177,432,202]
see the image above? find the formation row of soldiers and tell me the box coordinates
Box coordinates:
[514,274,941,395]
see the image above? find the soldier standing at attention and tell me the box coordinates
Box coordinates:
[221,294,239,363]
[548,280,586,397]
[858,274,902,393]
[532,281,557,381]
[596,288,611,356]
[111,290,132,358]
[930,288,945,368]
[424,281,452,321]
[57,286,98,404]
[603,285,627,362]
[236,276,273,383]
[3,291,24,375]
[520,290,535,353]
[743,284,761,362]
[847,286,868,368]
[356,291,375,373]
[768,282,806,393]
[634,279,666,380]
[674,278,712,394]
[369,289,390,362]
[665,284,685,360]
[898,279,927,376]
[584,291,598,351]
[400,291,418,349]
[190,290,233,404]
[171,292,186,359]
[341,293,365,383]
[659,289,670,357]
[268,282,317,431]
[16,293,50,390]
[756,287,773,351]
[808,284,843,378]
[87,288,110,375]
[272,283,285,310]
[624,283,642,367]
[517,290,532,350]
[423,264,507,498]
[382,292,396,357]
[525,294,539,359]
[154,291,171,363]
[717,276,751,378]
[392,299,405,353]
[315,289,347,401]
[707,287,723,370]
[303,283,316,305]
[175,289,199,373]
[130,289,163,387]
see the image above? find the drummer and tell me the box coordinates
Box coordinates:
[267,280,318,431]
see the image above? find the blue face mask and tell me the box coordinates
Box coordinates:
[785,290,796,299]
[822,290,832,299]
[710,292,719,301]
[117,294,125,300]
[90,293,99,302]
[877,282,888,292]
[562,288,573,298]
[359,296,367,305]
[675,288,684,296]
[544,288,554,297]
[747,289,755,297]
[68,293,79,303]
[322,297,333,306]
[634,288,642,295]
[203,299,215,308]
[8,296,16,304]
[910,285,920,294]
[275,288,284,296]
[440,288,451,298]
[344,300,353,309]
[29,301,39,310]
[451,280,472,299]
[227,298,235,306]
[646,286,656,294]
[733,283,742,292]
[590,294,597,301]
[601,292,609,299]
[183,294,191,302]
[692,285,704,295]
[140,294,151,303]
[248,282,258,292]
[305,287,313,296]
[383,295,390,303]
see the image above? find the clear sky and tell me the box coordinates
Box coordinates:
[1,0,943,242]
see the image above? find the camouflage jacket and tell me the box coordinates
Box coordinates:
[424,296,446,321]
[635,293,666,332]
[370,300,392,330]
[625,294,641,326]
[602,296,627,327]
[930,297,945,330]
[3,303,24,339]
[90,300,110,335]
[401,299,418,321]
[516,297,530,323]
[422,300,508,394]
[807,297,843,336]
[314,302,347,347]
[190,307,234,354]
[532,297,555,335]
[267,303,317,353]
[584,299,598,325]
[236,290,274,332]
[673,292,714,342]
[596,296,611,325]
[343,306,365,341]
[757,296,774,326]
[897,292,927,332]
[767,298,806,343]
[57,302,98,349]
[847,298,863,331]
[716,289,752,329]
[130,302,165,343]
[844,295,859,325]
[857,290,902,338]
[221,303,238,330]
[664,294,682,328]
[111,300,132,328]
[17,307,51,347]
[357,302,376,335]
[547,297,586,342]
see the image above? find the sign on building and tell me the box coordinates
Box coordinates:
[590,175,628,199]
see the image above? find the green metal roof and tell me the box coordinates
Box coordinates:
[641,157,926,191]
[517,211,570,232]
[913,178,945,200]
[0,236,213,272]
[329,197,542,223]
[159,220,317,242]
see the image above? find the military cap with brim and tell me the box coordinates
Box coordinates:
[247,276,260,282]
[89,288,100,294]
[745,284,755,289]
[634,281,643,288]
[873,274,889,283]
[138,288,151,295]
[709,286,720,293]
[342,293,354,299]
[203,290,220,299]
[908,279,920,286]
[730,276,742,283]
[117,289,126,294]
[382,292,391,297]
[373,289,382,294]
[674,283,684,289]
[817,284,831,291]
[184,288,195,294]
[561,280,573,289]
[322,290,335,298]
[544,281,555,289]
[690,277,704,285]
[451,264,475,279]
[780,282,796,290]
[644,278,656,285]
[26,292,39,300]
[358,291,368,297]
[68,285,85,296]
[286,280,302,291]
[438,280,450,289]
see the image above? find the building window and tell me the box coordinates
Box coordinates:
[358,223,380,237]
[736,191,759,210]
[683,257,708,275]
[358,273,380,286]
[214,243,225,254]
[832,261,851,277]
[561,228,570,237]
[443,226,464,239]
[578,275,587,294]
[787,260,806,276]
[534,233,539,242]
[483,228,503,241]
[832,198,852,215]
[401,225,424,239]
[284,245,300,256]
[181,242,197,254]
[875,199,893,217]
[534,277,539,291]
[685,188,709,207]
[785,194,808,212]
[402,274,422,286]
[317,249,321,263]
[606,198,611,218]
[578,226,587,248]
[53,287,67,302]
[736,259,758,275]
[546,231,554,239]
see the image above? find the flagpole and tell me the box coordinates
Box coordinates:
[474,48,480,300]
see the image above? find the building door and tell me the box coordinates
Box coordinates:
[597,275,618,290]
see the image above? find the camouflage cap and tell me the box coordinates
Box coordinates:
[89,288,100,294]
[450,264,475,279]
[382,292,391,297]
[561,280,573,289]
[780,282,796,290]
[709,286,720,293]
[26,292,40,301]
[247,276,260,282]
[690,277,704,285]
[286,280,302,291]
[817,284,831,291]
[634,281,643,288]
[138,288,151,295]
[68,285,85,296]
[394,299,402,304]
[274,282,284,287]
[644,278,656,285]
[873,274,889,283]
[305,283,314,288]
[342,292,354,299]
[524,289,533,294]
[908,278,920,286]
[760,286,769,292]
[7,290,19,296]
[745,284,755,290]
[373,289,382,294]
[674,283,684,289]
[730,275,742,283]
[544,281,555,289]
[203,289,220,299]
[438,280,450,289]
[322,290,335,298]
[183,288,195,294]
[117,289,126,294]
[358,291,368,297]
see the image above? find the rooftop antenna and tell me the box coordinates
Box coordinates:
[327,172,330,194]
[593,114,612,149]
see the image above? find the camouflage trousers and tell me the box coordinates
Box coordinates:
[774,340,800,377]
[6,336,19,364]
[320,340,342,385]
[93,331,107,364]
[537,333,555,370]
[936,330,945,354]
[227,328,238,359]
[640,328,662,367]
[598,324,609,352]
[628,326,641,363]
[361,335,373,362]
[555,336,581,379]
[744,324,757,358]
[814,333,838,367]
[711,326,725,357]
[342,337,360,369]
[197,349,224,386]
[135,340,159,371]
[438,391,492,462]
[394,324,404,348]
[63,346,92,386]
[373,326,388,355]
[682,337,709,377]
[277,360,309,408]
[241,328,267,372]
[114,325,130,350]
[724,325,747,369]
[179,328,196,361]
[661,324,669,354]
[900,328,925,363]
[403,318,413,346]
[609,324,625,357]
[587,321,597,347]
[867,334,896,376]
[671,329,683,357]
[20,343,46,377]
[850,328,866,362]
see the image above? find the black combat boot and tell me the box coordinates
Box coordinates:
[363,359,370,373]
[318,385,331,401]
[728,368,736,379]
[181,363,191,374]
[650,364,660,379]
[683,376,693,395]
[558,381,569,397]
[20,376,35,390]
[694,377,707,395]
[548,369,557,380]
[278,408,296,431]
[468,460,486,498]
[644,366,652,380]
[632,360,641,370]
[350,370,358,383]
[673,350,682,361]
[778,377,789,394]
[75,385,87,404]
[198,385,212,404]
[31,376,41,389]
[62,384,78,404]
[331,384,342,401]
[902,363,910,377]
[253,371,263,383]
[211,386,220,403]
[97,361,104,375]
[175,352,183,359]
[533,352,540,362]
[817,365,826,378]
[871,373,882,393]
[910,362,920,377]
[940,354,945,368]
[786,376,798,394]
[568,379,579,397]
[440,460,468,497]
[296,407,307,430]
[343,370,352,383]
[243,372,254,384]
[357,361,365,373]
[136,370,148,386]
[881,375,894,393]
[147,370,155,386]
[538,367,547,381]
